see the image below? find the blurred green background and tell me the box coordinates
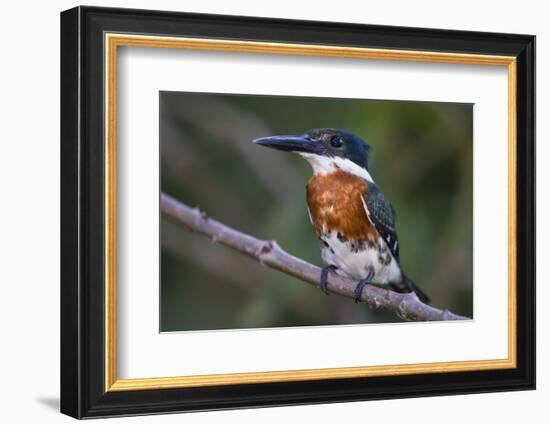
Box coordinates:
[160,91,473,332]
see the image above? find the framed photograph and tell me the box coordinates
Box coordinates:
[60,6,535,419]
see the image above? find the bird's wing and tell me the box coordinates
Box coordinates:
[361,183,400,261]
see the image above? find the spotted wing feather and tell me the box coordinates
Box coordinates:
[361,184,400,261]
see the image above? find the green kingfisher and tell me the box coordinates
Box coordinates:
[254,128,430,304]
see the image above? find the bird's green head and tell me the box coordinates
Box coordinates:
[254,128,373,179]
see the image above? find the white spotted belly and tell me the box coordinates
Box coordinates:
[320,234,402,284]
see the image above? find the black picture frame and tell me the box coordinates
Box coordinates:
[60,5,535,419]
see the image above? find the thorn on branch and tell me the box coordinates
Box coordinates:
[441,309,453,320]
[257,240,276,263]
[371,296,383,310]
[396,293,419,321]
[261,241,273,254]
[195,206,209,220]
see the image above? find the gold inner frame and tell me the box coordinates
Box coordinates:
[104,33,517,392]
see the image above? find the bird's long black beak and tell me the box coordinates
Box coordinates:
[253,135,324,155]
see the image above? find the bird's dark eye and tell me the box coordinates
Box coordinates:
[330,137,343,148]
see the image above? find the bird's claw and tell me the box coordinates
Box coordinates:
[353,269,375,303]
[354,280,368,303]
[320,265,338,295]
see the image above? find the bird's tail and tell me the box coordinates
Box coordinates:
[392,275,431,304]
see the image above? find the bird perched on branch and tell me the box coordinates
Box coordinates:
[254,128,430,304]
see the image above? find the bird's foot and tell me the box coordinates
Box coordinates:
[319,265,338,295]
[353,268,375,303]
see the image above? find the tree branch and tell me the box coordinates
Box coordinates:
[161,193,470,322]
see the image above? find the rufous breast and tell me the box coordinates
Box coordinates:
[306,170,377,242]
